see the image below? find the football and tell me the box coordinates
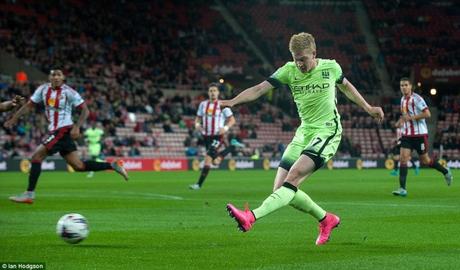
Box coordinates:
[56,213,89,244]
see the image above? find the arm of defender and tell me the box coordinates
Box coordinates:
[194,116,202,130]
[395,118,403,128]
[220,115,236,135]
[337,78,384,123]
[0,101,14,113]
[401,109,431,122]
[221,81,274,108]
[0,96,25,113]
[70,103,89,140]
[225,115,236,129]
[4,100,33,128]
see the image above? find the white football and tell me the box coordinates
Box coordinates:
[56,213,89,244]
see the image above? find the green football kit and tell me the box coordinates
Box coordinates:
[84,127,104,158]
[267,58,344,170]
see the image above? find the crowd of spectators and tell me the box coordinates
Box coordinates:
[226,1,380,94]
[0,75,205,159]
[433,95,460,156]
[0,0,254,92]
[365,0,460,90]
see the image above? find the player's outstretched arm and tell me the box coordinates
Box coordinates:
[0,101,14,113]
[220,81,273,108]
[4,100,33,128]
[0,96,25,113]
[337,78,384,123]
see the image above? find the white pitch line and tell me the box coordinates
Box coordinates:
[0,192,457,208]
[0,191,184,201]
[109,191,184,200]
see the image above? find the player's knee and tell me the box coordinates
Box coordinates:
[204,157,212,166]
[286,168,305,184]
[71,162,86,171]
[420,157,431,166]
[400,155,410,163]
[31,155,44,162]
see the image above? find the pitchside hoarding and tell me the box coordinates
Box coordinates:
[1,158,456,172]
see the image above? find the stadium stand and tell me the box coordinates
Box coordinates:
[0,0,256,90]
[225,1,380,94]
[433,95,460,159]
[1,0,458,161]
[365,0,460,89]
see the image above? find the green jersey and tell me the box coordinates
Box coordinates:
[84,128,104,145]
[268,59,343,129]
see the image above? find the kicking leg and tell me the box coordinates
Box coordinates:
[273,167,326,220]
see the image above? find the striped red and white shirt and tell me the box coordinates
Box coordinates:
[30,83,84,132]
[197,100,233,136]
[400,93,428,136]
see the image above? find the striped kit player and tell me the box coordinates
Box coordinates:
[5,69,128,204]
[189,83,236,190]
[392,77,452,196]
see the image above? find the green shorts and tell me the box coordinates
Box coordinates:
[88,143,102,157]
[280,125,342,171]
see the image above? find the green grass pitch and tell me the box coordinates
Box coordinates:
[1,169,459,270]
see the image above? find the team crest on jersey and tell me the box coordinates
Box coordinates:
[322,70,330,79]
[206,108,214,115]
[48,98,56,107]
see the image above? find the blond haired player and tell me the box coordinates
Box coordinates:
[223,33,384,245]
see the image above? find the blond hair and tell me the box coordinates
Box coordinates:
[289,32,316,53]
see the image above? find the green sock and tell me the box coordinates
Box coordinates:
[289,189,326,221]
[252,185,296,220]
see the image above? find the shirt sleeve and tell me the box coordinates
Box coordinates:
[332,60,344,84]
[267,63,290,89]
[30,85,45,104]
[222,107,233,118]
[197,102,204,117]
[68,89,85,107]
[416,96,428,111]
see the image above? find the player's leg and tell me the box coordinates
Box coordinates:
[190,155,213,190]
[393,146,411,196]
[213,146,234,165]
[213,138,245,165]
[251,154,317,219]
[227,128,341,244]
[191,137,219,189]
[390,153,400,176]
[9,145,48,204]
[227,154,316,232]
[86,143,101,178]
[419,153,452,186]
[62,151,128,181]
[413,159,420,176]
[274,141,327,220]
